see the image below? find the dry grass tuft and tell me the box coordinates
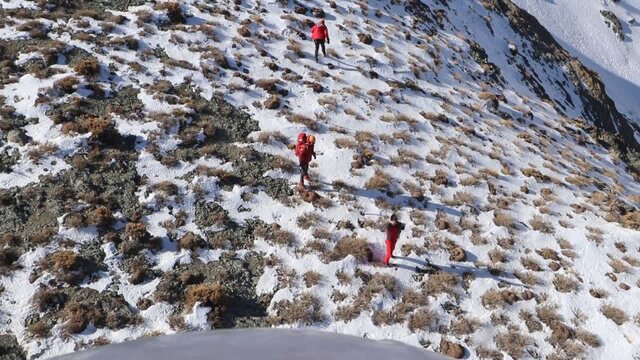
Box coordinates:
[553,274,579,293]
[184,283,226,310]
[481,289,520,309]
[271,293,324,325]
[493,210,515,229]
[296,212,323,230]
[303,271,323,287]
[495,331,532,359]
[74,57,100,77]
[329,236,371,262]
[407,307,438,332]
[450,317,480,335]
[601,304,628,325]
[423,271,457,297]
[610,258,630,273]
[364,170,393,192]
[529,215,554,233]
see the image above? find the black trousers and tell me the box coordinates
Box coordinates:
[299,162,309,182]
[314,40,326,59]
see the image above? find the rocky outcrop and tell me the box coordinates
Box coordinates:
[481,0,640,174]
[601,10,625,41]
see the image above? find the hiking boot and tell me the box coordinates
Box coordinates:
[297,181,305,190]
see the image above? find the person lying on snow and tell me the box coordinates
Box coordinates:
[383,214,405,266]
[311,19,330,62]
[294,133,314,189]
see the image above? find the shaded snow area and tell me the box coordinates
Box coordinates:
[0,0,639,359]
[513,0,640,122]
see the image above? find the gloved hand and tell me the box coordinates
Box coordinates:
[327,39,330,44]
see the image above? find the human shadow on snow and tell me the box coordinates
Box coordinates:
[393,256,524,287]
[313,181,462,217]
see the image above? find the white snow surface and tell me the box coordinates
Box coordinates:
[513,0,640,121]
[0,0,639,359]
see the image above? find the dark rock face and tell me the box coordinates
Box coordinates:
[153,253,269,328]
[482,0,640,173]
[601,10,625,41]
[0,335,25,360]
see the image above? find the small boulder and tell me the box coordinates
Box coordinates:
[312,7,325,18]
[520,289,535,301]
[7,129,29,145]
[306,82,323,93]
[548,262,561,271]
[358,33,373,45]
[449,247,466,262]
[329,1,337,9]
[620,283,630,290]
[433,170,449,186]
[294,6,307,14]
[440,339,465,359]
[301,191,319,203]
[137,297,153,310]
[237,25,251,37]
[264,95,281,110]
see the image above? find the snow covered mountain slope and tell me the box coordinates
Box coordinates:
[0,0,639,359]
[513,0,640,122]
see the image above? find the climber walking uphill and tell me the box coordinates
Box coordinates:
[294,133,316,189]
[383,214,405,266]
[311,19,330,62]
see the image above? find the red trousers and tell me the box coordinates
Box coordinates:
[384,238,397,265]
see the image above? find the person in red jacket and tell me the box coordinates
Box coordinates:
[311,19,330,62]
[294,132,313,188]
[383,214,405,266]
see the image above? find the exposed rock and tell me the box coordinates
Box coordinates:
[301,191,319,203]
[601,10,625,41]
[520,289,535,301]
[7,129,29,145]
[312,7,325,18]
[449,247,466,262]
[358,33,373,45]
[620,283,630,290]
[264,95,281,110]
[0,334,25,360]
[194,201,230,229]
[440,339,465,359]
[153,254,269,328]
[481,0,640,173]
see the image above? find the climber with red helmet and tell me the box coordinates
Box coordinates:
[294,133,313,189]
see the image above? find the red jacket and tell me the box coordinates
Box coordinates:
[311,23,329,40]
[386,222,404,242]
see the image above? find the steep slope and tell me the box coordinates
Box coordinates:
[0,0,639,359]
[513,0,640,121]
